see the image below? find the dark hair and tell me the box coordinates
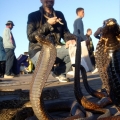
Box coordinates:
[87,28,92,32]
[76,8,84,15]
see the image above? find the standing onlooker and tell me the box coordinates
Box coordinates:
[73,7,86,41]
[70,7,93,73]
[3,20,19,78]
[85,28,95,69]
[0,36,6,78]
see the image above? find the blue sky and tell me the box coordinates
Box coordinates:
[0,0,119,57]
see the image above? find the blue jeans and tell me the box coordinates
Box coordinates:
[31,45,71,77]
[5,48,19,75]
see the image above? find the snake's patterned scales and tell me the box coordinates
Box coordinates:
[95,18,120,119]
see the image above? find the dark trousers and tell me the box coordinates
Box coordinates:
[5,48,19,75]
[54,46,71,76]
[0,61,5,77]
[90,55,96,69]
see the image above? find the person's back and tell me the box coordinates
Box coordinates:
[73,18,83,35]
[3,27,16,49]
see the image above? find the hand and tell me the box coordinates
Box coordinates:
[47,17,62,25]
[65,40,76,48]
[47,17,58,25]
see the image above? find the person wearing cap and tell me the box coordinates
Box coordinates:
[2,20,19,78]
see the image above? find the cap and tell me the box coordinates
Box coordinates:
[5,20,15,26]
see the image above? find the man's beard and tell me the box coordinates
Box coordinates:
[46,1,54,8]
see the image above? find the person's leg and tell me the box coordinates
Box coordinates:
[53,45,71,82]
[4,49,15,76]
[0,61,2,77]
[91,56,98,74]
[31,49,71,82]
[12,55,20,76]
[54,45,71,76]
[0,61,6,77]
[90,55,96,69]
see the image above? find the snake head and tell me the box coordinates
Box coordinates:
[102,18,119,36]
[101,18,120,52]
[104,18,117,26]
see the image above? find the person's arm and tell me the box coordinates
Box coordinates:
[27,13,54,43]
[94,27,102,39]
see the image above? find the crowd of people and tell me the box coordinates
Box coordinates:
[0,0,104,82]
